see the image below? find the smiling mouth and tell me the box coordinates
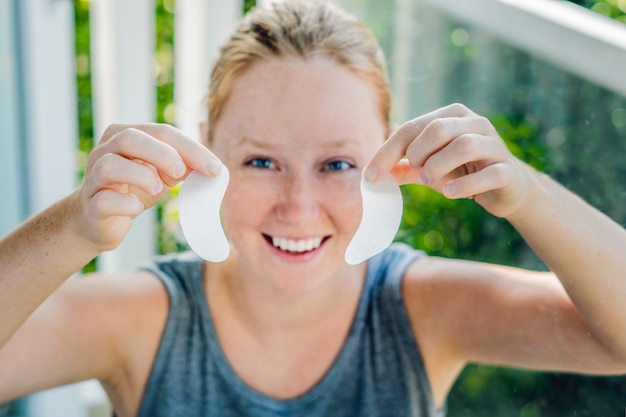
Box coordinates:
[263,234,330,254]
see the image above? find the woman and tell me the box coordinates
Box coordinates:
[1,1,626,416]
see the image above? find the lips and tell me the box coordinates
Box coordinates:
[263,234,329,254]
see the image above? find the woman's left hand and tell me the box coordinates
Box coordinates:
[365,103,536,219]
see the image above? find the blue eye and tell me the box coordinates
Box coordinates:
[246,157,275,169]
[325,160,354,171]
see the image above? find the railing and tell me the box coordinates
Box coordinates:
[422,0,626,97]
[2,0,242,415]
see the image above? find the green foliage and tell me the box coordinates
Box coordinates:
[74,0,93,178]
[154,0,179,255]
[570,0,626,23]
[448,366,551,417]
[74,0,97,273]
[244,0,256,14]
[155,0,175,126]
[449,365,626,417]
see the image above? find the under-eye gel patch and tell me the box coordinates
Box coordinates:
[178,167,230,262]
[345,172,403,265]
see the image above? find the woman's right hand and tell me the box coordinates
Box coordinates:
[76,123,222,252]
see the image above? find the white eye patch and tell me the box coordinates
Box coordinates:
[178,166,401,264]
[178,167,230,262]
[345,173,403,265]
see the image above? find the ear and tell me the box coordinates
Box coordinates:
[199,121,210,146]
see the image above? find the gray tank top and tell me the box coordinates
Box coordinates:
[136,243,445,417]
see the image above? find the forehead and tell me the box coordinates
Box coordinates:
[212,56,385,149]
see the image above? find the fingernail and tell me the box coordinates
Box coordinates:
[364,165,378,182]
[135,200,145,214]
[174,160,187,178]
[419,172,429,186]
[206,158,223,176]
[153,180,163,195]
[443,183,458,197]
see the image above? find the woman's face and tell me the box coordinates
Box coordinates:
[210,56,386,293]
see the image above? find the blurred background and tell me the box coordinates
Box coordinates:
[1,0,625,415]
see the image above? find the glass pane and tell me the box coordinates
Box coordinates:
[337,0,626,415]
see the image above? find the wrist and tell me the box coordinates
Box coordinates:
[62,189,106,260]
[505,167,557,229]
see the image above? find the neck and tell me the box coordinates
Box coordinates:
[204,256,367,346]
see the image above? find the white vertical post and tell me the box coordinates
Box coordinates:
[175,0,241,140]
[19,0,77,214]
[90,0,157,272]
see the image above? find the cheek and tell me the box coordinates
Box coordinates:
[322,176,363,232]
[220,177,278,229]
[337,178,361,207]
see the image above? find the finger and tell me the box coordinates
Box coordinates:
[405,115,493,170]
[421,133,505,187]
[86,153,164,198]
[364,103,473,181]
[90,127,186,184]
[89,190,144,219]
[442,163,512,199]
[128,123,222,177]
[98,123,222,178]
[100,128,191,183]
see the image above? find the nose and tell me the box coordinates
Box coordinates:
[274,173,320,224]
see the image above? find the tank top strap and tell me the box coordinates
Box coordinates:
[371,243,445,416]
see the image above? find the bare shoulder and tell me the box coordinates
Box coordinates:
[54,269,169,352]
[401,256,477,321]
[75,269,169,350]
[0,269,168,410]
[399,255,561,408]
[401,255,559,323]
[401,256,564,351]
[69,270,170,410]
[400,256,468,358]
[67,269,169,321]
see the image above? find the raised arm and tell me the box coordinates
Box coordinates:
[505,162,626,357]
[0,123,220,347]
[365,103,626,358]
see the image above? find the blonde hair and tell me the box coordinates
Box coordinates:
[206,0,391,141]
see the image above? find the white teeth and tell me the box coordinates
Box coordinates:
[271,236,323,253]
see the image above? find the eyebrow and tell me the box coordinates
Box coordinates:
[236,136,276,149]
